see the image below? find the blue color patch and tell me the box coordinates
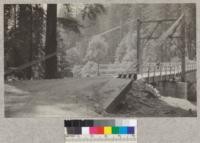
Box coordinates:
[127,127,135,134]
[119,127,128,134]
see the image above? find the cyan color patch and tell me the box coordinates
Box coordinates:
[119,127,128,134]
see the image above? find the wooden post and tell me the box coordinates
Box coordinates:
[147,65,150,83]
[137,19,142,73]
[169,64,172,79]
[160,64,162,81]
[153,66,156,82]
[174,65,176,78]
[165,66,167,81]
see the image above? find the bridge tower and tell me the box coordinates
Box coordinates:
[136,15,186,81]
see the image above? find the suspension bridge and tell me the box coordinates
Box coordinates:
[96,13,197,112]
[84,14,197,84]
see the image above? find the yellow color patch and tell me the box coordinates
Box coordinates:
[104,126,112,134]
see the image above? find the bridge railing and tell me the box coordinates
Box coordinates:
[72,62,134,77]
[72,61,196,78]
[137,61,196,80]
[141,61,196,73]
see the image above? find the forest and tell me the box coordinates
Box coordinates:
[4,4,196,80]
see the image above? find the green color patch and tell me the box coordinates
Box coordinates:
[112,127,119,134]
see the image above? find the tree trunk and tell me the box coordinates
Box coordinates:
[27,5,33,79]
[14,5,17,29]
[45,4,57,79]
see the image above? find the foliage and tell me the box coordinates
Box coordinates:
[57,17,83,34]
[57,31,72,78]
[81,4,106,20]
[46,4,106,78]
[122,49,137,63]
[115,32,137,63]
[80,61,98,77]
[72,65,82,77]
[85,36,108,63]
[31,5,46,79]
[66,47,81,65]
[4,4,45,79]
[4,4,196,80]
[58,4,106,34]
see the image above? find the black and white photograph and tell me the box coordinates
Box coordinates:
[4,3,197,117]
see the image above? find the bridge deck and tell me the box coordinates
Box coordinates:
[118,61,196,82]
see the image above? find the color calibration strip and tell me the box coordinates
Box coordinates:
[64,119,137,142]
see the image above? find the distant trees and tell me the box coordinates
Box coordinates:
[85,36,108,75]
[4,5,17,70]
[115,32,137,63]
[182,4,196,60]
[4,4,45,79]
[4,4,196,80]
[44,4,105,79]
[17,5,33,79]
[115,36,128,63]
[4,4,105,80]
[122,50,137,63]
[127,4,195,63]
[80,61,98,77]
[66,47,81,65]
[82,4,106,20]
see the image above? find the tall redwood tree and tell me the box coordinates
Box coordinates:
[45,4,57,79]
